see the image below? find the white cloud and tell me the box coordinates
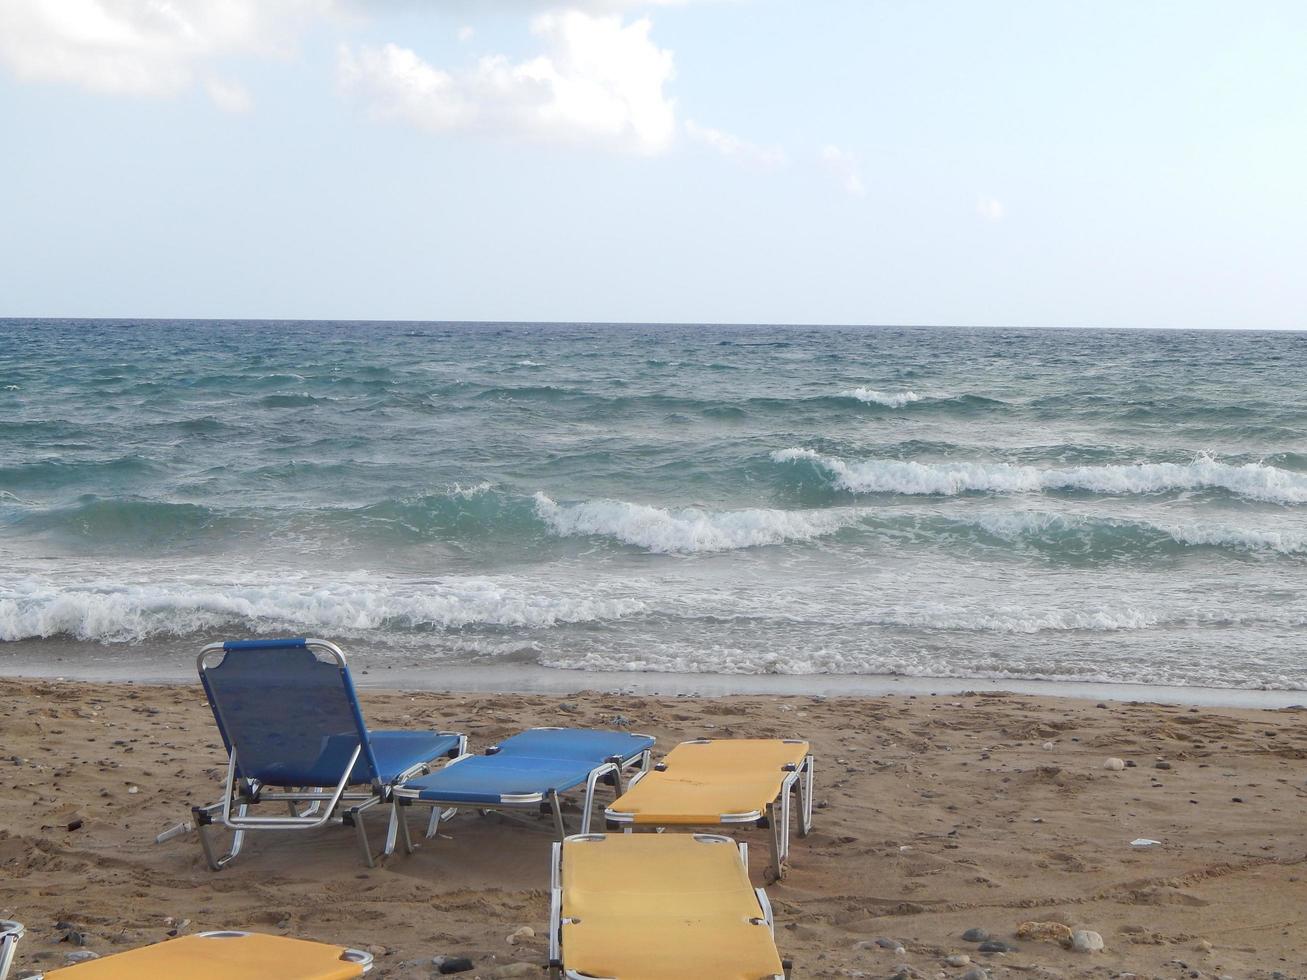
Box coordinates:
[205,77,253,114]
[0,0,331,107]
[685,119,786,168]
[976,196,1006,221]
[339,10,677,154]
[820,144,866,198]
[457,25,475,43]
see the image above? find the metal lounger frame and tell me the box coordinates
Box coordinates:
[604,739,815,879]
[15,931,373,979]
[0,921,21,980]
[191,639,466,870]
[392,729,653,852]
[547,834,792,980]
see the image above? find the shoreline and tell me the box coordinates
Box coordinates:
[2,651,1305,709]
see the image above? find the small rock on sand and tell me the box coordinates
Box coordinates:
[945,954,971,966]
[1069,929,1104,953]
[506,926,534,945]
[434,956,474,974]
[1102,758,1125,771]
[1016,920,1073,945]
[960,969,989,980]
[961,928,990,943]
[977,940,1016,954]
[492,965,538,978]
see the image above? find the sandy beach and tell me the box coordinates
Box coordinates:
[2,677,1305,979]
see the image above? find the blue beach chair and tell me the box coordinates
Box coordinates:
[191,638,466,870]
[392,727,654,850]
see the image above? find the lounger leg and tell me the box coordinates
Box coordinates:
[397,802,415,855]
[425,806,442,839]
[799,756,814,836]
[194,802,246,871]
[765,801,784,881]
[549,790,567,840]
[779,781,793,866]
[0,932,17,980]
[345,801,387,868]
[384,800,402,856]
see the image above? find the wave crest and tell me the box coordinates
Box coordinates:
[837,388,922,408]
[772,448,1307,505]
[0,574,645,643]
[532,493,850,553]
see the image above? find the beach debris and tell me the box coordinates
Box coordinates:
[1041,741,1054,751]
[127,785,140,794]
[506,926,534,945]
[434,955,474,973]
[1130,838,1161,847]
[155,821,193,843]
[960,928,990,943]
[1102,757,1125,771]
[1016,920,1073,945]
[558,702,580,714]
[66,817,84,832]
[607,713,632,728]
[1069,929,1104,953]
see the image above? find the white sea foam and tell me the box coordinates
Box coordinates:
[531,493,851,553]
[0,573,645,644]
[773,448,1307,505]
[970,510,1307,554]
[838,387,922,407]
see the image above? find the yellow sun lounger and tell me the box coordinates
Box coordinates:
[6,930,372,979]
[548,833,791,980]
[604,739,814,878]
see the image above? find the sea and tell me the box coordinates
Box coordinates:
[1,319,1305,690]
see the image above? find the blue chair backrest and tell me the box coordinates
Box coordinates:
[199,638,381,788]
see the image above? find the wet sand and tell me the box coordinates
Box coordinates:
[2,677,1306,978]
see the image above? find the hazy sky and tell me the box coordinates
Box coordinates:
[1,1,1304,328]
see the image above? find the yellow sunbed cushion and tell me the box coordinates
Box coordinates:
[562,834,784,980]
[610,739,809,824]
[44,932,365,979]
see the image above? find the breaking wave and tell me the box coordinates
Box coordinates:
[772,448,1307,505]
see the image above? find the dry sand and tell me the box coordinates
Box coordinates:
[2,677,1306,979]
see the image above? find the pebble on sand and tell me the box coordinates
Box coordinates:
[434,955,474,974]
[1102,758,1125,771]
[1069,929,1105,953]
[506,926,535,945]
[961,928,990,943]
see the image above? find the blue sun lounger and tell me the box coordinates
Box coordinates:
[191,638,466,870]
[393,728,654,849]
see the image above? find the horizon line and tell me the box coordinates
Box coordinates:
[2,316,1304,334]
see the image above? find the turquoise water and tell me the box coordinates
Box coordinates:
[2,319,1305,688]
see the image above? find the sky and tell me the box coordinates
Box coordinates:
[0,0,1305,329]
